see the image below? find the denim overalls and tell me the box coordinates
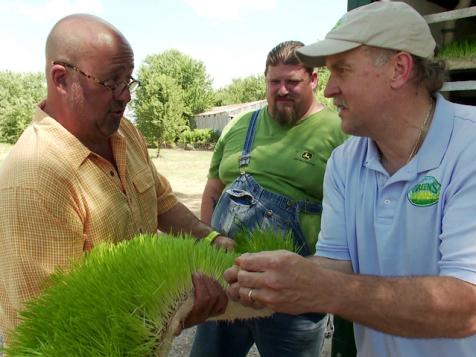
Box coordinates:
[191,109,328,357]
[211,109,322,256]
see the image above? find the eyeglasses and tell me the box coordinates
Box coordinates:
[53,61,140,97]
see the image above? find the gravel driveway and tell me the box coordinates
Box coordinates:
[169,321,333,356]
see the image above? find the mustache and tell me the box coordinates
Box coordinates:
[275,95,294,101]
[111,104,127,112]
[333,99,348,108]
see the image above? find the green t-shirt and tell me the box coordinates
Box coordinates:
[209,106,346,252]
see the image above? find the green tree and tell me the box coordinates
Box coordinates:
[214,74,266,106]
[316,67,334,110]
[141,49,215,118]
[133,71,186,153]
[0,71,46,143]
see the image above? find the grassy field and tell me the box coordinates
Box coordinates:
[150,148,212,216]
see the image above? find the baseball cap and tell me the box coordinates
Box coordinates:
[296,1,436,67]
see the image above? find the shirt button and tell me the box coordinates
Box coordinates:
[110,170,115,176]
[265,210,273,217]
[384,199,391,205]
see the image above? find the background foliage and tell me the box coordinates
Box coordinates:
[316,67,333,109]
[178,128,219,148]
[133,72,187,148]
[214,74,266,106]
[133,49,215,148]
[0,71,46,143]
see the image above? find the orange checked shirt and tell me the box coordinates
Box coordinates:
[0,104,178,338]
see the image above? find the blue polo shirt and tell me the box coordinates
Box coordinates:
[317,94,476,356]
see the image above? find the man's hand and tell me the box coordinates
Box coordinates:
[213,235,235,252]
[224,263,267,309]
[175,272,228,335]
[224,250,329,315]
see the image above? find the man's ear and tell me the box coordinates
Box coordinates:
[310,71,318,91]
[50,64,68,94]
[390,52,413,89]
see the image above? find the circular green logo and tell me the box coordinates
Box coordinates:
[407,176,441,207]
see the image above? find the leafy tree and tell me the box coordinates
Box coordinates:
[316,67,334,110]
[0,72,46,143]
[141,50,214,119]
[214,74,266,106]
[133,72,186,153]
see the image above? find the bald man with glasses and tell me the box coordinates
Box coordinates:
[0,14,233,347]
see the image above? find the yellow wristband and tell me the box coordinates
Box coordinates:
[203,231,220,245]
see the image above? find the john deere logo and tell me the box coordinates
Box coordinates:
[407,176,441,207]
[332,14,346,30]
[301,151,313,161]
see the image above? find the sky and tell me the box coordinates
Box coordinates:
[0,0,347,89]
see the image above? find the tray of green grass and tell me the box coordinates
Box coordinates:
[4,230,298,356]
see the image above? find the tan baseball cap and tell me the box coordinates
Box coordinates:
[296,1,436,67]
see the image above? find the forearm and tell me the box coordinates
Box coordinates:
[200,196,215,226]
[324,271,476,338]
[158,202,214,239]
[310,255,353,273]
[231,252,475,337]
[200,178,224,225]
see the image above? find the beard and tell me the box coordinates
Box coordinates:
[269,98,299,127]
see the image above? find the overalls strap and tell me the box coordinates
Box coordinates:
[239,109,261,170]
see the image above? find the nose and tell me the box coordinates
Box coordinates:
[324,74,339,98]
[116,86,132,103]
[277,82,289,96]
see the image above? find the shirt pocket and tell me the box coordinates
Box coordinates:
[131,166,158,232]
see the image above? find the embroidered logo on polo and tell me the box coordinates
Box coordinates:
[294,150,315,165]
[407,176,441,207]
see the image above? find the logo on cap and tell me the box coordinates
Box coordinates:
[332,14,347,30]
[407,176,441,207]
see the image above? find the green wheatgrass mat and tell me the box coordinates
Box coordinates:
[438,38,476,60]
[4,231,297,356]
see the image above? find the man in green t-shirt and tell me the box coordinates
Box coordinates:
[191,41,346,357]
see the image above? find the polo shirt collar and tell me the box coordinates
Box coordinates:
[364,140,383,172]
[34,103,126,170]
[415,93,453,172]
[364,94,453,177]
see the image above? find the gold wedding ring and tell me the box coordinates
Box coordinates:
[248,288,255,303]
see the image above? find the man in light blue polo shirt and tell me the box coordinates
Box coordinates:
[223,2,476,356]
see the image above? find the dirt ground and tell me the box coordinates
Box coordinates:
[154,149,332,357]
[151,148,211,216]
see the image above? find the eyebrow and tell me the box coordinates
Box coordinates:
[327,59,351,71]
